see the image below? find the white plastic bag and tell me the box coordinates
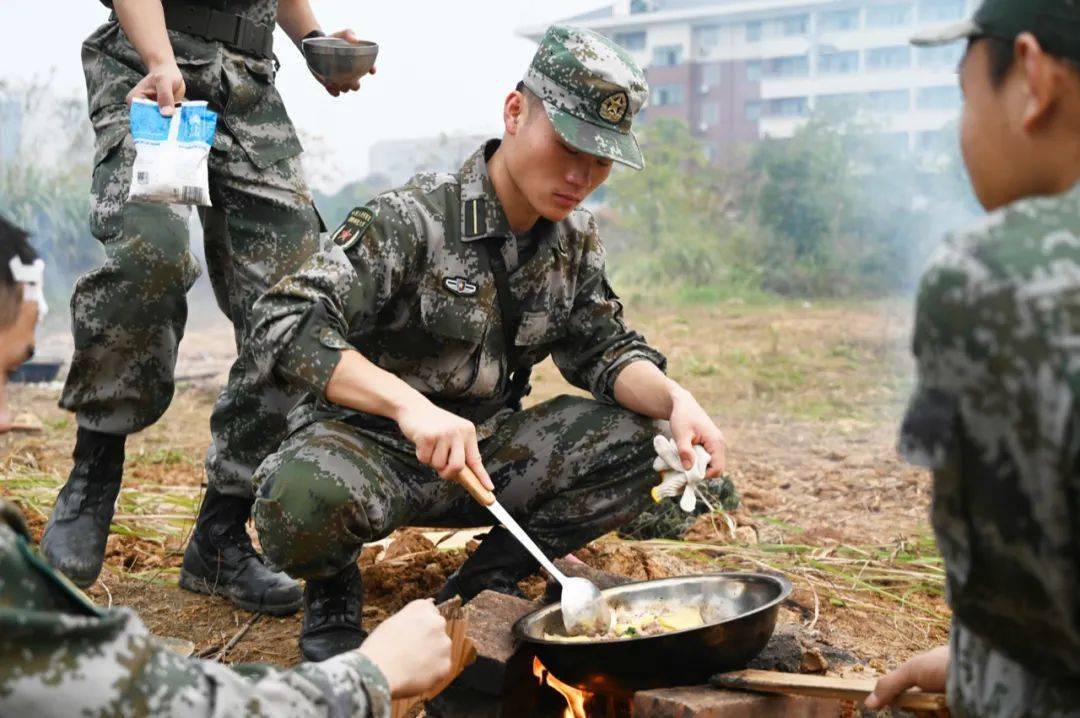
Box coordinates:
[128,99,218,206]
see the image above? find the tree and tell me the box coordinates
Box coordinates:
[604,118,753,289]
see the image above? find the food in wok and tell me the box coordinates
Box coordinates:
[542,599,724,642]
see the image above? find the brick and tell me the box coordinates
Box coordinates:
[456,590,538,693]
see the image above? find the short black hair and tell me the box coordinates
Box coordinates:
[979,35,1080,87]
[0,214,38,328]
[513,81,543,124]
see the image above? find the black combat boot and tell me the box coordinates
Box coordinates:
[299,561,367,662]
[179,487,302,615]
[41,427,126,588]
[435,525,540,604]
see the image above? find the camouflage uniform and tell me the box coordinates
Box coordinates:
[900,183,1080,717]
[60,0,322,496]
[0,500,391,717]
[248,137,667,579]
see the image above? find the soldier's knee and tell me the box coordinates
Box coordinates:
[598,403,659,451]
[252,461,359,574]
[569,400,658,474]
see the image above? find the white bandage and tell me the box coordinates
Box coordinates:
[8,256,47,318]
[649,435,710,513]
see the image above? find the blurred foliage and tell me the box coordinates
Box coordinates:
[312,174,392,228]
[0,86,100,325]
[605,112,978,299]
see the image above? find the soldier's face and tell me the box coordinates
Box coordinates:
[959,40,1022,209]
[0,297,38,432]
[506,95,613,221]
[959,35,1080,210]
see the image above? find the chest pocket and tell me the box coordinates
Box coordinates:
[515,307,568,348]
[513,267,574,350]
[420,287,493,344]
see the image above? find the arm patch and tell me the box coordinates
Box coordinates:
[331,207,375,251]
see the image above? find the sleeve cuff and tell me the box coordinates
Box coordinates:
[276,302,351,399]
[310,650,393,718]
[595,346,668,404]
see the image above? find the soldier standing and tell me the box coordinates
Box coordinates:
[247,25,728,661]
[865,1,1080,715]
[41,0,373,614]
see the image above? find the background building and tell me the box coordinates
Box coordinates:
[520,0,973,158]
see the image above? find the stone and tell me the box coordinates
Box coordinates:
[456,590,539,693]
[381,528,437,560]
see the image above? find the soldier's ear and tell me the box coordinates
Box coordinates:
[504,91,525,136]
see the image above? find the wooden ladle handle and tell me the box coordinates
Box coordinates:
[456,466,496,507]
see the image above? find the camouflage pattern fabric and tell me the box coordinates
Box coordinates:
[899,183,1080,715]
[249,140,666,442]
[947,621,1080,718]
[253,395,659,579]
[60,8,322,496]
[0,500,391,717]
[523,25,648,170]
[617,476,739,541]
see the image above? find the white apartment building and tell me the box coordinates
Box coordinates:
[520,0,976,157]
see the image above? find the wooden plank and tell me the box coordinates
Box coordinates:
[390,598,477,718]
[712,669,947,711]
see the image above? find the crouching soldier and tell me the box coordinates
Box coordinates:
[246,25,727,661]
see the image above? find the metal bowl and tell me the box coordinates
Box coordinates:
[513,573,792,696]
[302,37,378,85]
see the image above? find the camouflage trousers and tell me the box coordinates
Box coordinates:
[59,113,321,497]
[253,395,659,580]
[948,620,1080,718]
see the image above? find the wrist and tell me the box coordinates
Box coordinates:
[388,389,429,423]
[297,28,324,50]
[146,54,179,72]
[666,380,691,413]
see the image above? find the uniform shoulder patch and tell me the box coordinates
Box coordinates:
[332,206,375,251]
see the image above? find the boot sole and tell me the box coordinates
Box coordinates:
[179,569,303,617]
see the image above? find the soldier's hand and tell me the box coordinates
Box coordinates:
[396,398,494,490]
[317,29,377,97]
[865,645,949,711]
[359,599,453,699]
[127,61,186,116]
[669,389,726,478]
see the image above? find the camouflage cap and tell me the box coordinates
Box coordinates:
[911,0,1080,62]
[524,25,648,170]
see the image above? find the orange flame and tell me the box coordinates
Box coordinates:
[533,656,590,718]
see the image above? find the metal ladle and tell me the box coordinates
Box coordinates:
[456,467,611,636]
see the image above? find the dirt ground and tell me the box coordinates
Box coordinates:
[0,297,947,675]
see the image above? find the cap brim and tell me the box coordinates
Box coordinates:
[911,19,981,46]
[544,104,644,171]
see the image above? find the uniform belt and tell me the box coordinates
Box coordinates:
[163,3,274,59]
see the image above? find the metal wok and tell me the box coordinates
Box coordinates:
[513,573,792,696]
